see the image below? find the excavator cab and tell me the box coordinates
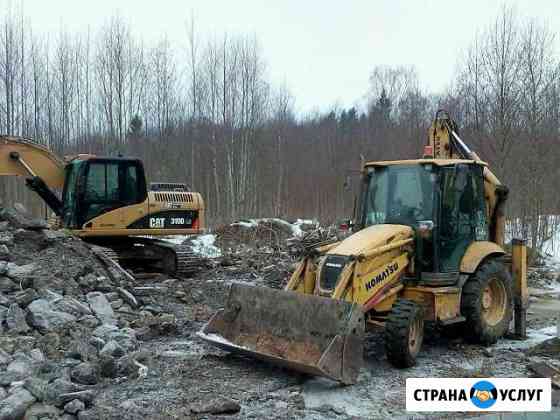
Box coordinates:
[61,158,147,229]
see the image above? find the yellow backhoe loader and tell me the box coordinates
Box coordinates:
[0,136,205,275]
[198,110,528,384]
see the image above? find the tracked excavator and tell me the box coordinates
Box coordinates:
[0,136,205,276]
[199,110,528,384]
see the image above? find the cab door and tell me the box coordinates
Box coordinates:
[438,164,488,272]
[76,159,147,228]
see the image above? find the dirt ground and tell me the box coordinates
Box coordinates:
[86,269,560,420]
[2,212,559,420]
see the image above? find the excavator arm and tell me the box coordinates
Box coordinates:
[0,136,66,215]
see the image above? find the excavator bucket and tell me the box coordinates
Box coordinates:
[197,283,365,384]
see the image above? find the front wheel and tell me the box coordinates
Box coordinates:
[384,299,424,368]
[461,259,513,345]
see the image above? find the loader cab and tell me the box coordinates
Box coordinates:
[61,158,147,229]
[360,160,488,275]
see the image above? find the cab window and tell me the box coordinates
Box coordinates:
[85,163,119,202]
[80,160,146,225]
[121,164,140,204]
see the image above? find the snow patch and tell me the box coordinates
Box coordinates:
[232,218,308,238]
[190,234,221,258]
[232,220,258,228]
[302,375,378,418]
[155,234,221,258]
[495,326,557,350]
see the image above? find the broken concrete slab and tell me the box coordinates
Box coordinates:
[117,287,138,309]
[5,303,31,333]
[27,299,77,333]
[0,388,36,420]
[0,277,17,293]
[15,289,39,308]
[190,397,241,415]
[70,362,98,385]
[54,297,92,317]
[64,399,85,414]
[99,340,125,359]
[0,232,14,245]
[6,356,35,380]
[46,379,86,400]
[110,299,123,310]
[56,391,95,407]
[86,292,115,325]
[6,263,37,281]
[23,377,49,402]
[0,348,11,365]
[0,293,10,306]
[22,403,63,420]
[92,324,137,352]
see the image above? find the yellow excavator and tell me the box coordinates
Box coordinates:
[199,110,528,384]
[0,136,205,276]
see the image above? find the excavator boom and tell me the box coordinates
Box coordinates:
[0,137,66,215]
[0,136,65,188]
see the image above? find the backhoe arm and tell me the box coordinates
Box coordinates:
[0,136,66,215]
[426,111,508,246]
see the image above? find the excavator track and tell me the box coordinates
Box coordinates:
[155,240,208,277]
[89,238,206,278]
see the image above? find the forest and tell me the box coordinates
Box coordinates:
[1,5,559,252]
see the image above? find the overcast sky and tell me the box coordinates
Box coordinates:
[8,0,560,114]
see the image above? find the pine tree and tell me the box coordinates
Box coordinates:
[127,114,143,139]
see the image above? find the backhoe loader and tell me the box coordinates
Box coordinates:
[0,136,205,275]
[198,110,528,384]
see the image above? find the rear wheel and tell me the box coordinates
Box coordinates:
[461,259,513,345]
[384,299,424,368]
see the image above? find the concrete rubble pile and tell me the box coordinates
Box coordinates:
[0,206,178,420]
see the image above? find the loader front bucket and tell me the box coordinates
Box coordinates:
[197,283,365,384]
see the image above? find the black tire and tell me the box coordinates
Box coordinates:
[384,299,424,368]
[461,259,513,345]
